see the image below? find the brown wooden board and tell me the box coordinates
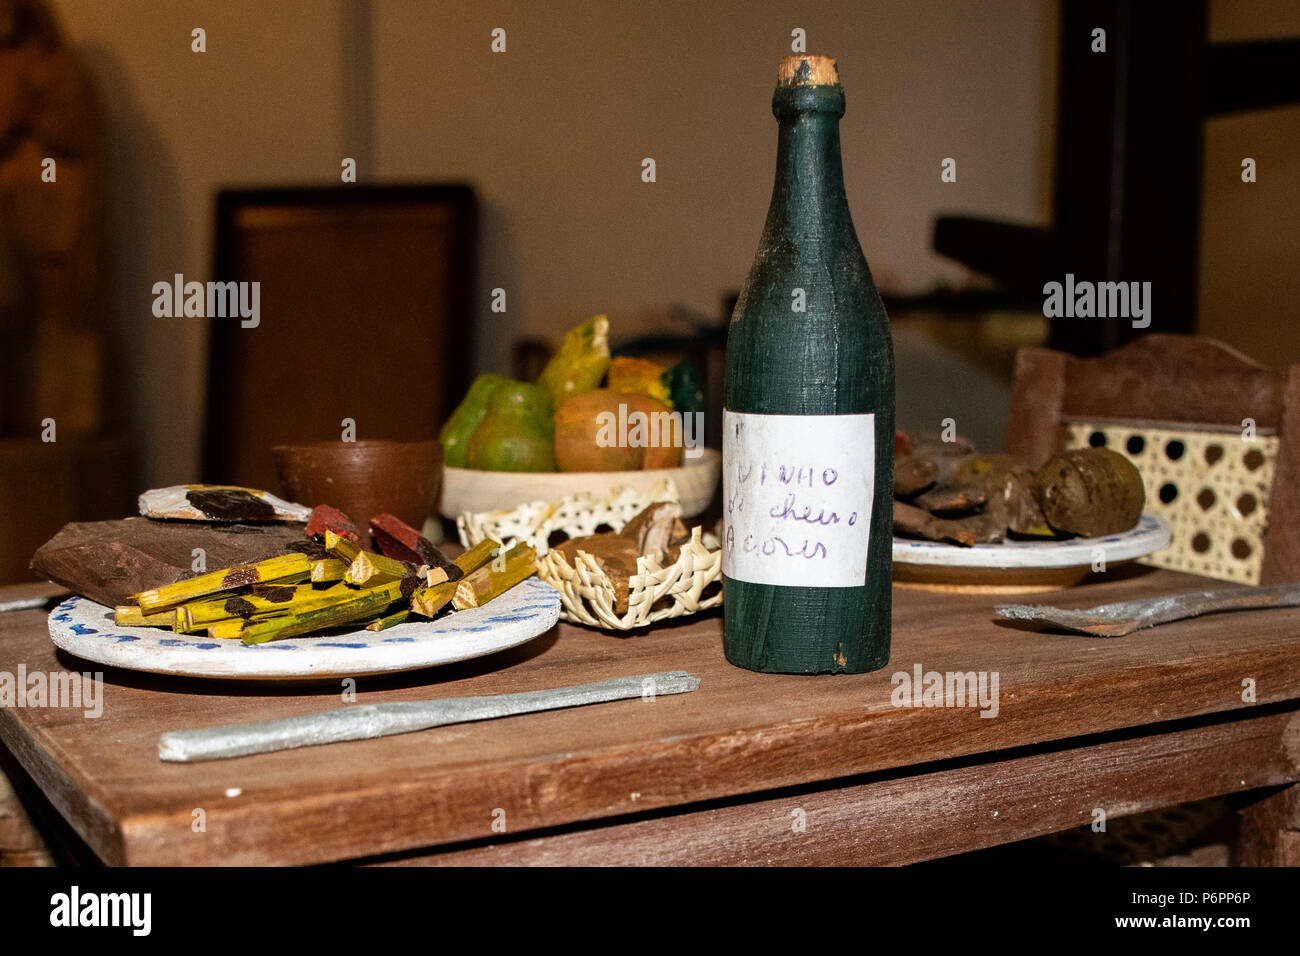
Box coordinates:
[2,568,1300,865]
[1060,336,1289,429]
[382,706,1300,866]
[29,518,310,608]
[1237,782,1300,866]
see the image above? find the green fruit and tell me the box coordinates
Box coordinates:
[439,374,513,468]
[485,381,554,437]
[466,381,556,472]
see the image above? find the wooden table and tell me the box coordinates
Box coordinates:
[2,566,1299,866]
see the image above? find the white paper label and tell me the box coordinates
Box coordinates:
[722,410,875,588]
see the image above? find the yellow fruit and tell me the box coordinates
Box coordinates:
[607,356,672,406]
[537,315,611,407]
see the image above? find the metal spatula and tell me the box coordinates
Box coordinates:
[159,670,701,762]
[995,582,1300,637]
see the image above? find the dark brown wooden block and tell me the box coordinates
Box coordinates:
[30,518,309,607]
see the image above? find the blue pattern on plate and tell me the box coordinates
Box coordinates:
[48,577,560,664]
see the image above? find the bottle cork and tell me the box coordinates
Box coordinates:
[778,55,840,87]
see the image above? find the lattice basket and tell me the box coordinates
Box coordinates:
[457,480,723,630]
[1063,419,1279,585]
[457,479,678,556]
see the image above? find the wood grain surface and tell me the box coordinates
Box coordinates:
[0,757,53,866]
[383,705,1300,866]
[2,567,1300,866]
[29,518,310,608]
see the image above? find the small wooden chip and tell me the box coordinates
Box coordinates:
[305,504,359,542]
[912,482,988,515]
[894,455,939,497]
[893,500,1005,547]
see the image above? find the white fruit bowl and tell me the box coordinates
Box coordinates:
[439,448,721,520]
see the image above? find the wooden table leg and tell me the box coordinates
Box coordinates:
[0,762,53,866]
[1236,783,1300,866]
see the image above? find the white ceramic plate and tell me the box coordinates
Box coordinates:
[893,513,1172,569]
[440,447,721,520]
[48,577,561,680]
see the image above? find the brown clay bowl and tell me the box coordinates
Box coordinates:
[272,439,442,533]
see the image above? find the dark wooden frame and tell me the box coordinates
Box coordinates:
[934,0,1300,357]
[1005,334,1300,584]
[204,184,477,485]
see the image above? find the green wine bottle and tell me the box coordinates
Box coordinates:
[723,55,895,674]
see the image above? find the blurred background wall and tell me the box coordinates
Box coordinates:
[39,0,1300,489]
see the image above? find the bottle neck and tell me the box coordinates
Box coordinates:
[765,85,850,241]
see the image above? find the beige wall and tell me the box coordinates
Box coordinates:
[45,0,1058,485]
[48,0,346,487]
[1201,0,1300,364]
[372,0,1058,376]
[42,0,1297,488]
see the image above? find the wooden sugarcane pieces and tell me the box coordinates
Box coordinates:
[409,580,457,618]
[258,569,313,586]
[133,553,312,614]
[324,530,362,565]
[369,513,461,584]
[450,539,499,580]
[409,538,502,617]
[452,542,537,610]
[310,558,349,582]
[365,608,410,632]
[114,605,174,627]
[206,619,245,640]
[179,582,356,630]
[344,550,417,587]
[115,528,533,643]
[178,594,249,629]
[239,581,404,645]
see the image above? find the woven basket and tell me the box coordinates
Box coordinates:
[457,481,723,630]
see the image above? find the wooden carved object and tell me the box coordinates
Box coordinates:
[0,0,106,437]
